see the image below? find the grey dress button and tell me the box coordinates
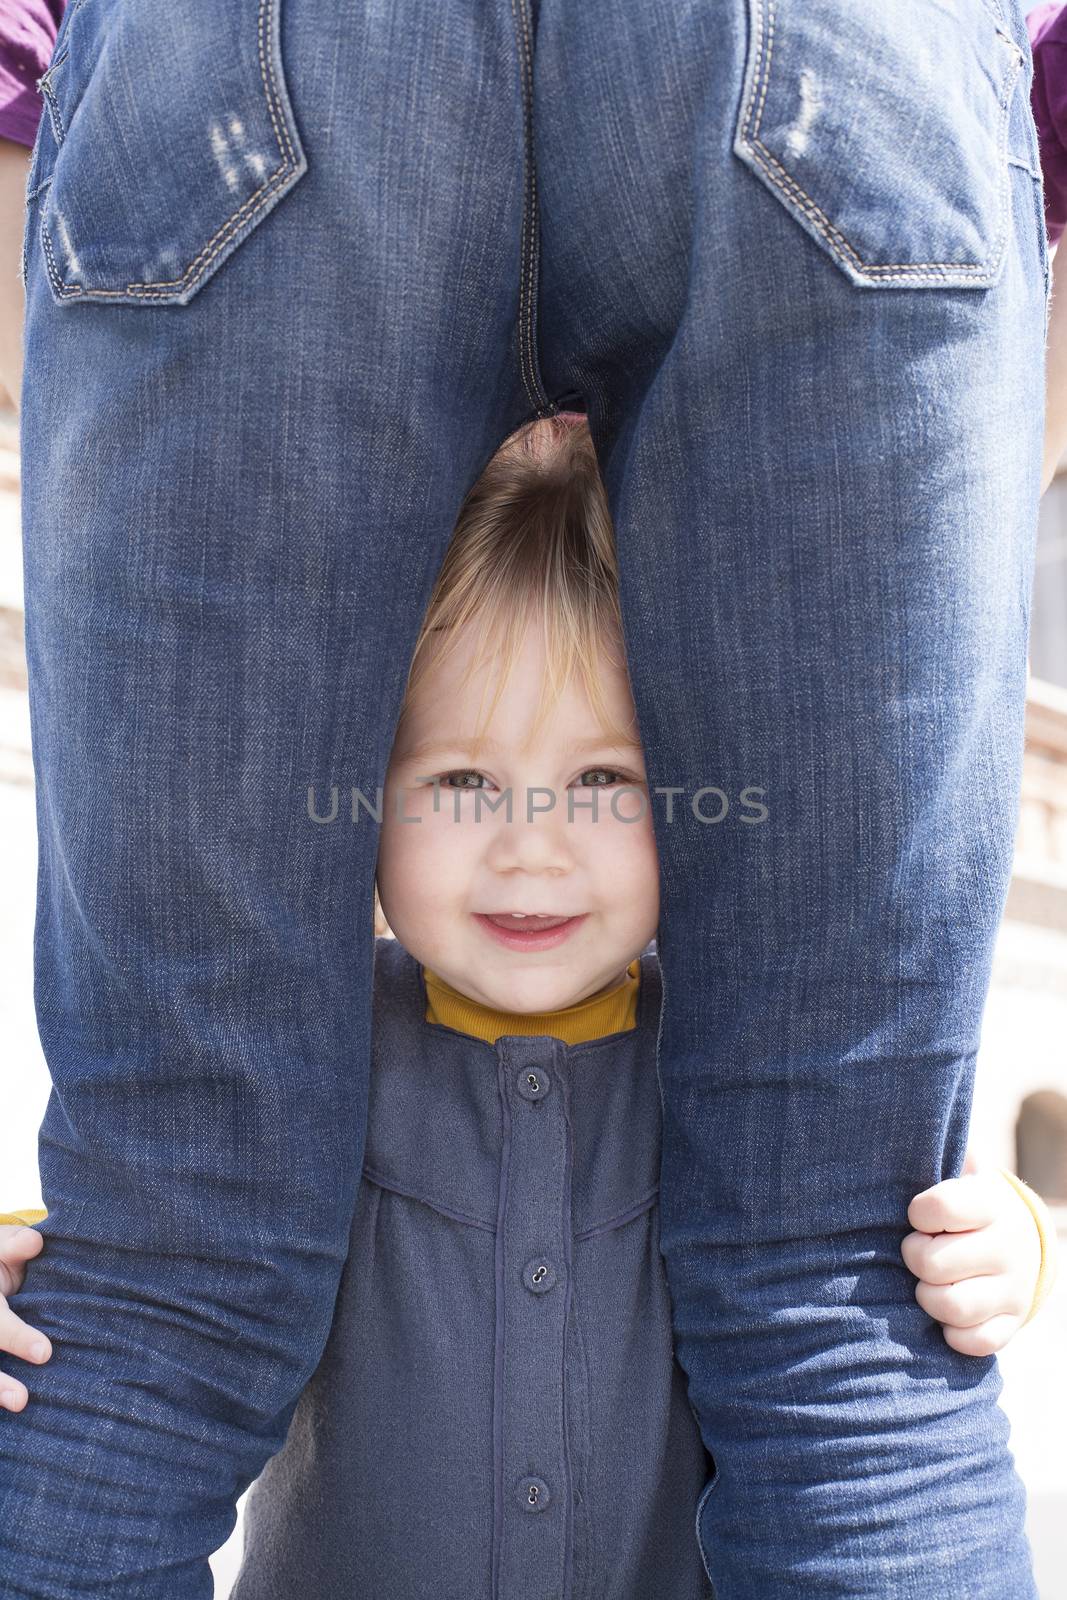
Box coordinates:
[516,1475,552,1513]
[522,1258,558,1294]
[517,1064,551,1101]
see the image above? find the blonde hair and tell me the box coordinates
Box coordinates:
[374,413,635,938]
[397,412,634,757]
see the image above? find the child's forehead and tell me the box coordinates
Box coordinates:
[393,679,640,765]
[393,708,635,761]
[426,613,626,687]
[392,611,638,760]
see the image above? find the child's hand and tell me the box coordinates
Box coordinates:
[0,1225,53,1410]
[901,1154,1046,1355]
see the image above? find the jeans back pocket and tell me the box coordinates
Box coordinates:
[28,0,307,307]
[733,0,1026,289]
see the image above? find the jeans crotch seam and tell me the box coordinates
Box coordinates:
[510,0,554,418]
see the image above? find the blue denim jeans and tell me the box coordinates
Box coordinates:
[0,0,1048,1595]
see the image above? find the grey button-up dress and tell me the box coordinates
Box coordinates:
[231,936,716,1600]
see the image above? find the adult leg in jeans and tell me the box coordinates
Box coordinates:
[0,0,558,1591]
[534,0,1047,1594]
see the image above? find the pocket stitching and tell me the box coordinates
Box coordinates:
[35,0,91,112]
[38,60,68,148]
[40,0,301,303]
[737,0,1024,285]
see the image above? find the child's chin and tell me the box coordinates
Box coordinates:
[499,974,587,1012]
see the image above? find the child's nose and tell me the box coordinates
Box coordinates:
[485,806,577,874]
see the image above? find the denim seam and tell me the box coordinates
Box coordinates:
[41,0,299,301]
[694,1469,721,1584]
[509,0,553,416]
[738,0,1022,284]
[34,0,88,101]
[976,0,1010,28]
[39,61,68,147]
[19,188,34,287]
[1026,166,1053,340]
[21,0,86,285]
[39,46,68,82]
[1007,154,1040,181]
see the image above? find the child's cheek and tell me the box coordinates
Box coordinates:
[378,807,466,931]
[405,789,485,876]
[611,809,661,903]
[582,794,657,867]
[377,787,440,894]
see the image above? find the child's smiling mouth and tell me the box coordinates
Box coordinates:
[473,912,589,951]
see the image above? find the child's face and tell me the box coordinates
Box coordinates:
[376,615,660,1014]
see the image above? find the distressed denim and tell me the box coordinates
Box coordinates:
[0,0,1047,1595]
[231,937,713,1600]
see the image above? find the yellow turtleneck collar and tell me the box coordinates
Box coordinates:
[422,957,641,1045]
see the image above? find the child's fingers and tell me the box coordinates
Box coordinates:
[0,1372,31,1412]
[906,1171,1004,1235]
[900,1222,1002,1286]
[0,1237,52,1410]
[0,1225,44,1299]
[0,1224,44,1265]
[0,1300,52,1368]
[0,1224,44,1254]
[941,1313,1020,1358]
[913,1271,1021,1331]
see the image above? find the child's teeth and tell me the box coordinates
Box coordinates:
[491,912,569,928]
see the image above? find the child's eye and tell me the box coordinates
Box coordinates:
[576,767,631,787]
[439,769,489,791]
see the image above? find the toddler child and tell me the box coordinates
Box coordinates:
[0,412,1057,1596]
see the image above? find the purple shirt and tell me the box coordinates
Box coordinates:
[1028,2,1067,246]
[0,0,64,148]
[0,0,1066,244]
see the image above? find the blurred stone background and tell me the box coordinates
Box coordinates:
[1,396,1066,1594]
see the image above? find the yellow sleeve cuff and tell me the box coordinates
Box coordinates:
[0,1209,48,1227]
[996,1167,1058,1326]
